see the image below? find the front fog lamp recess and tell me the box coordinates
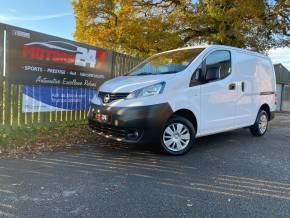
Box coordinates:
[127,131,139,140]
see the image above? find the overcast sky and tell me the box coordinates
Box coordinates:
[0,0,289,70]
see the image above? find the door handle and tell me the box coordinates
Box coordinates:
[228,83,236,90]
[241,82,245,92]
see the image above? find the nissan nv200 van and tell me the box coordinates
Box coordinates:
[88,45,276,155]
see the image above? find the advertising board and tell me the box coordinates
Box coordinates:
[6,25,113,88]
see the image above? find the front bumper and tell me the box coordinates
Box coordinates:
[87,103,173,143]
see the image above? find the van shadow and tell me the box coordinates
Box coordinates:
[84,128,252,156]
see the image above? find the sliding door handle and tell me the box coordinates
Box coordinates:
[241,82,245,92]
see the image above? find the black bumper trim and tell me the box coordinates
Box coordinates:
[87,103,173,143]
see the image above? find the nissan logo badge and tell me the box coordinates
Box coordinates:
[104,94,110,103]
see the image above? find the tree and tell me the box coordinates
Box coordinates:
[72,0,290,58]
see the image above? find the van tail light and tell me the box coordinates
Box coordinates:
[274,92,277,105]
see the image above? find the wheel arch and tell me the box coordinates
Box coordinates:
[172,109,198,132]
[259,103,271,119]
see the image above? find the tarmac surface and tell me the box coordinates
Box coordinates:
[0,113,290,217]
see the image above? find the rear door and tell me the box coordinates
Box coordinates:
[200,50,237,134]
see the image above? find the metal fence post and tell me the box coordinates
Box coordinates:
[0,24,4,128]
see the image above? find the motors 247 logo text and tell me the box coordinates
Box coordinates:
[22,41,107,69]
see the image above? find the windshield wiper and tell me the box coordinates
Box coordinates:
[130,71,178,76]
[162,71,178,74]
[134,72,155,76]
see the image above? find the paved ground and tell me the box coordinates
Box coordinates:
[1,113,290,218]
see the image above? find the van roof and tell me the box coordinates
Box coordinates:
[164,45,270,60]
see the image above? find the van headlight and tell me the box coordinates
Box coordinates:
[127,82,166,99]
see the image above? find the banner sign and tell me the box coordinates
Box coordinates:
[22,85,95,112]
[6,25,113,88]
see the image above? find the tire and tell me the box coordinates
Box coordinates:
[250,110,269,137]
[160,116,196,155]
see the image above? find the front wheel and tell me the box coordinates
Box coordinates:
[160,116,196,155]
[250,110,269,136]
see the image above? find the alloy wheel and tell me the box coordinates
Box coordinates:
[258,114,268,134]
[162,123,191,152]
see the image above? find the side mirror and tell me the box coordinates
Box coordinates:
[205,67,219,82]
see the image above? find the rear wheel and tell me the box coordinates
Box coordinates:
[161,116,195,155]
[250,110,269,136]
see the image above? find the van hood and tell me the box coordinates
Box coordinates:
[99,74,176,93]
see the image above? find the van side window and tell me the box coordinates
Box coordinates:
[205,51,231,82]
[190,64,202,86]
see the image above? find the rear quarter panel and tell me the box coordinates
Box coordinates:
[254,57,276,113]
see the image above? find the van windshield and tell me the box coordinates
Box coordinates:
[127,48,205,76]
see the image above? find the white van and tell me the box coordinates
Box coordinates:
[88,45,276,155]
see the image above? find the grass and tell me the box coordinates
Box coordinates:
[0,124,97,158]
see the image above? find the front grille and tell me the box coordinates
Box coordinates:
[98,92,129,104]
[88,119,143,142]
[89,120,129,138]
